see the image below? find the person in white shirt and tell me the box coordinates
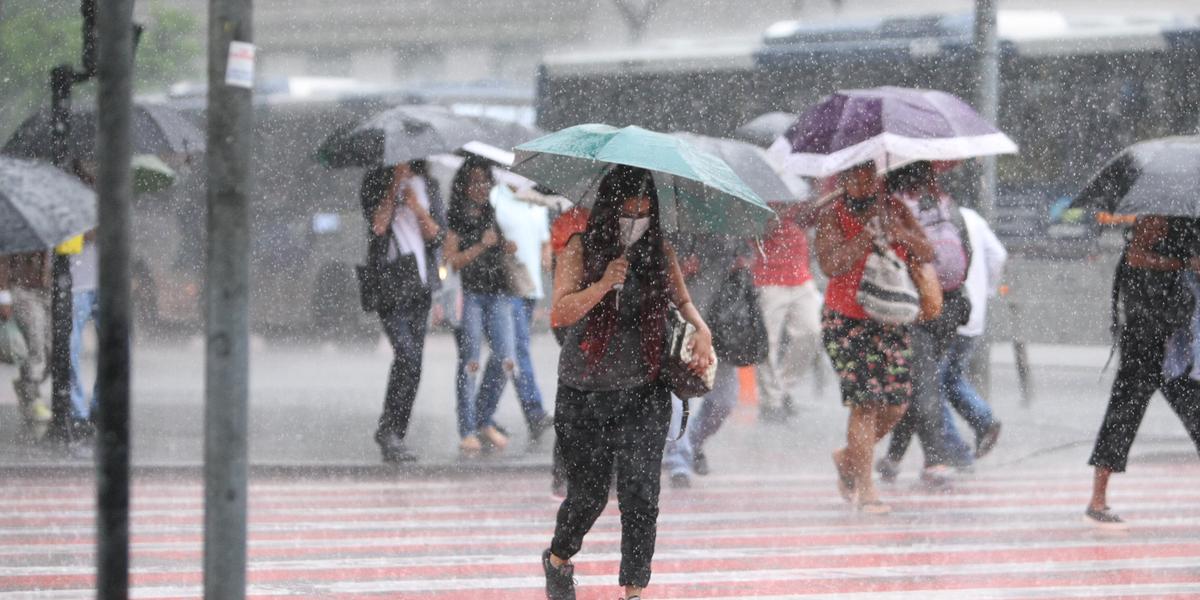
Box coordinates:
[940,206,1007,458]
[364,161,446,463]
[476,183,554,444]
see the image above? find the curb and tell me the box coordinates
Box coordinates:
[0,459,554,479]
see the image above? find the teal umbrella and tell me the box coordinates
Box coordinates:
[511,124,773,233]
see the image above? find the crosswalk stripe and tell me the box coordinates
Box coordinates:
[2,464,1196,598]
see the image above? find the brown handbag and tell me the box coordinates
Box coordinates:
[909,261,943,322]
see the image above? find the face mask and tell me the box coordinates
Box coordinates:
[845,195,875,213]
[619,216,652,247]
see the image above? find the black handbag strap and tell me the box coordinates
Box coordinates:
[672,398,690,442]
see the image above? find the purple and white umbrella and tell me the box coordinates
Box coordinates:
[769,87,1018,177]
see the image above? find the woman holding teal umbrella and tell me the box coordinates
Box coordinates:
[542,165,715,600]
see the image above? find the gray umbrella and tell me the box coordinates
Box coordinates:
[1071,136,1200,217]
[0,156,96,254]
[2,103,204,164]
[670,132,797,203]
[732,112,798,148]
[316,104,542,168]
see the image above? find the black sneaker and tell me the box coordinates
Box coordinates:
[975,421,1002,459]
[876,457,900,484]
[1084,506,1129,531]
[374,430,418,464]
[693,451,710,476]
[542,549,576,600]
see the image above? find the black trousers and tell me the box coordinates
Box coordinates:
[376,292,432,439]
[1090,317,1200,472]
[550,381,671,589]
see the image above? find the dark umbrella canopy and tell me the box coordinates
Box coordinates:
[1071,136,1200,218]
[771,87,1017,177]
[732,112,797,148]
[2,103,205,164]
[0,156,96,254]
[316,104,542,168]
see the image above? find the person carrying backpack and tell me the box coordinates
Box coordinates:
[876,161,977,486]
[817,161,934,514]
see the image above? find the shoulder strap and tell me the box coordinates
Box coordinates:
[949,204,973,271]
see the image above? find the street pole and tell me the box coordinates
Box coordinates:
[47,64,79,448]
[205,0,253,597]
[45,0,99,447]
[93,0,135,595]
[974,0,999,219]
[973,0,1001,397]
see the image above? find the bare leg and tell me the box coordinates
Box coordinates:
[625,585,643,598]
[845,405,880,503]
[1089,466,1112,512]
[875,403,908,442]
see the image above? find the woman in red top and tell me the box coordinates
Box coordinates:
[815,161,934,513]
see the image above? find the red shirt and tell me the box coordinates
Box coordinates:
[551,206,590,255]
[824,200,908,320]
[752,203,813,287]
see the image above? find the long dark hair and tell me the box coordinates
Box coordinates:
[446,156,497,232]
[885,161,937,195]
[577,165,670,373]
[358,159,435,223]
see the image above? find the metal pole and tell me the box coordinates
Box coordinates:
[94,0,135,596]
[974,0,999,220]
[972,0,1001,397]
[47,64,77,447]
[204,0,253,597]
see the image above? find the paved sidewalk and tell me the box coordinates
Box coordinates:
[0,334,1195,476]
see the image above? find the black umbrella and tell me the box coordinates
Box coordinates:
[2,103,205,165]
[732,111,798,148]
[315,104,542,168]
[1071,136,1200,217]
[0,156,96,254]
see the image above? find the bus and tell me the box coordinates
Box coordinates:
[536,10,1200,257]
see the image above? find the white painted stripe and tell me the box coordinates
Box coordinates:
[1,536,1191,578]
[1,503,1196,541]
[675,582,1200,600]
[5,557,1197,598]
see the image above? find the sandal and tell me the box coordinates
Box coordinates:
[459,434,483,458]
[479,425,509,452]
[832,451,855,502]
[856,499,892,515]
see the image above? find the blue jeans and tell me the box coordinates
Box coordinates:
[477,297,547,427]
[69,289,100,422]
[886,325,974,468]
[940,334,996,439]
[455,291,515,438]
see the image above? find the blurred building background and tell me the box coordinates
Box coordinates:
[143,0,1200,90]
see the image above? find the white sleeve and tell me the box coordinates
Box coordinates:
[964,208,1012,297]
